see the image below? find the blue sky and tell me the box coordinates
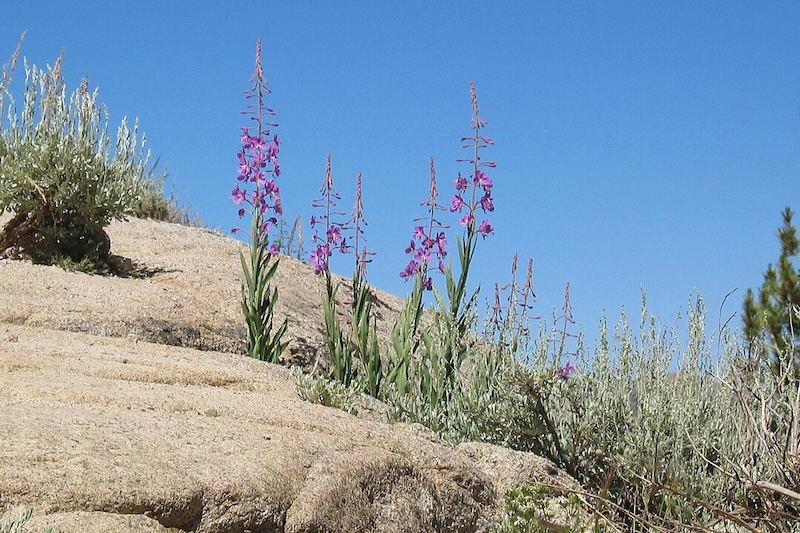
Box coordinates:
[2,2,799,352]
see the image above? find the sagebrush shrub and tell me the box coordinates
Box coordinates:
[0,45,166,271]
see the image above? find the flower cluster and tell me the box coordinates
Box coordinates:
[451,81,495,239]
[230,38,282,249]
[232,131,282,229]
[401,157,448,290]
[309,157,376,278]
[309,155,346,274]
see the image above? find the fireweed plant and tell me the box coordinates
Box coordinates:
[231,38,288,363]
[310,156,382,394]
[347,171,383,397]
[387,157,448,395]
[310,155,354,386]
[387,81,502,421]
[424,81,497,407]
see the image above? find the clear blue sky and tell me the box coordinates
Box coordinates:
[2,2,799,352]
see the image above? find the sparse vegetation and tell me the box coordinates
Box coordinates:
[0,508,59,533]
[4,32,799,532]
[228,36,800,531]
[0,34,197,274]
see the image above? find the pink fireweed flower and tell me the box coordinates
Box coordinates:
[400,260,419,280]
[435,232,447,254]
[252,151,267,169]
[252,189,264,209]
[557,361,576,380]
[252,171,266,187]
[326,225,342,244]
[231,184,246,205]
[460,213,474,227]
[264,179,279,199]
[415,246,432,264]
[478,219,494,237]
[249,134,267,153]
[479,193,494,212]
[237,153,250,177]
[309,244,331,275]
[268,137,279,160]
[450,194,465,212]
[454,173,468,192]
[401,157,449,290]
[476,171,493,190]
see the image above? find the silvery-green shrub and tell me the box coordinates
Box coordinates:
[0,48,164,270]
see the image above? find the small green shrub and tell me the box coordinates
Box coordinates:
[521,294,743,528]
[0,40,171,272]
[492,484,588,533]
[292,366,360,415]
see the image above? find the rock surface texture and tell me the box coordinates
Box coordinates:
[0,216,581,532]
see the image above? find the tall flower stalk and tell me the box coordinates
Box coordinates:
[310,155,354,385]
[486,254,539,362]
[231,38,288,363]
[447,80,496,319]
[347,171,383,396]
[387,157,448,395]
[389,81,497,411]
[309,157,382,394]
[428,80,496,405]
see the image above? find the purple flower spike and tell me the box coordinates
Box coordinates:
[229,37,283,247]
[400,260,419,280]
[401,157,449,290]
[454,81,497,245]
[308,156,375,278]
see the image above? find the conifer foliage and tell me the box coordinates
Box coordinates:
[743,207,800,371]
